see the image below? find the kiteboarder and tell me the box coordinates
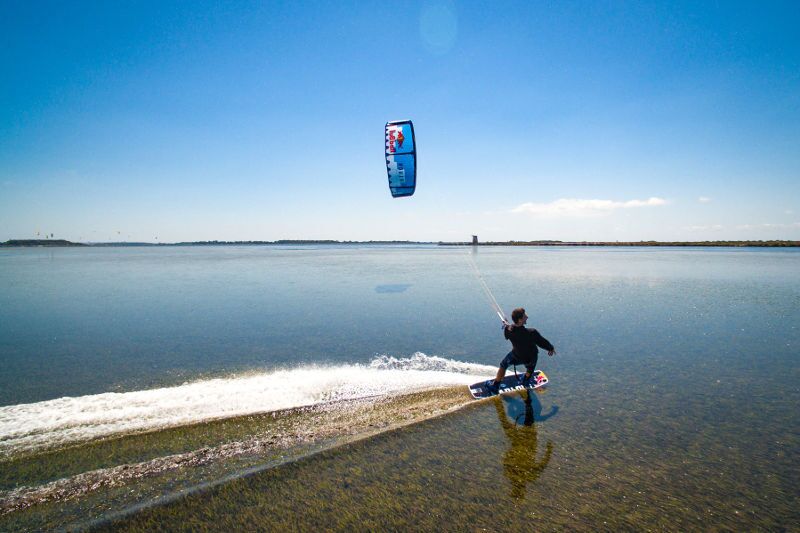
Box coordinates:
[486,308,556,394]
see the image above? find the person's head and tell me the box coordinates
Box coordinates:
[511,307,528,326]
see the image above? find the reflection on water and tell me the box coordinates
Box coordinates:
[494,391,555,500]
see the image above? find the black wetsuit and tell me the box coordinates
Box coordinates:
[502,325,554,371]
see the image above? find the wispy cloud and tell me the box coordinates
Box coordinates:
[685,224,724,231]
[736,222,800,230]
[511,197,667,217]
[698,196,712,203]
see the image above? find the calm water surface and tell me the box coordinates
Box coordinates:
[0,245,797,530]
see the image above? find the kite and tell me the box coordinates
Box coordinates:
[385,120,417,198]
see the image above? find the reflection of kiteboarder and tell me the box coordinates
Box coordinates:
[494,391,554,501]
[502,387,559,425]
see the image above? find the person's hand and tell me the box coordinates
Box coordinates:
[548,348,556,356]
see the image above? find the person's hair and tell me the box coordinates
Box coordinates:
[511,307,526,324]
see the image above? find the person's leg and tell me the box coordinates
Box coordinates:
[495,351,515,383]
[487,351,515,392]
[523,354,539,384]
[522,366,534,384]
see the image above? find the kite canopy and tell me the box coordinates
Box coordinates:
[385,120,416,198]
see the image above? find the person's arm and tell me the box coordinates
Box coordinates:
[504,325,512,340]
[532,329,556,355]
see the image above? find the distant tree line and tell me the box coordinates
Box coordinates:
[1,239,86,247]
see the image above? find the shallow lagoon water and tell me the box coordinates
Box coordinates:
[0,245,798,530]
[99,387,798,532]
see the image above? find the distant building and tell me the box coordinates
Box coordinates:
[472,235,478,245]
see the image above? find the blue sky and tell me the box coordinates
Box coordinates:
[1,0,798,242]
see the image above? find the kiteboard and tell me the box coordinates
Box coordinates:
[468,370,548,399]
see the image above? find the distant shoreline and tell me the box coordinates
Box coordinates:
[2,239,799,248]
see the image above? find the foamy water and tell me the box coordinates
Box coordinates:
[0,354,495,458]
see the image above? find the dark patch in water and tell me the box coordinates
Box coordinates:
[374,284,411,294]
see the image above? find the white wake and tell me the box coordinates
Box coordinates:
[0,353,495,457]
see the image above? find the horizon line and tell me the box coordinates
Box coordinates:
[3,238,800,248]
